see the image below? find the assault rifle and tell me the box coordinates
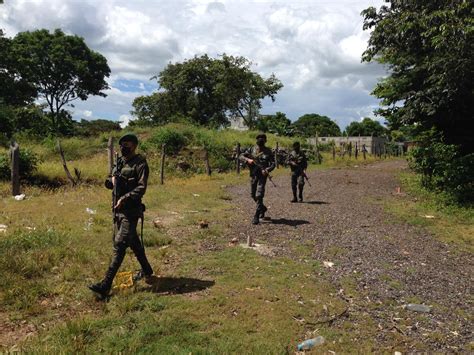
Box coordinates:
[251,160,277,187]
[302,171,312,187]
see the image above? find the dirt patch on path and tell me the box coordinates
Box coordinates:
[228,160,473,352]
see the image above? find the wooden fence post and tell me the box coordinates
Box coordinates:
[348,142,352,159]
[160,144,166,185]
[107,137,114,175]
[10,141,20,196]
[332,144,336,161]
[275,142,279,169]
[204,148,212,176]
[355,142,358,159]
[363,144,367,160]
[57,139,76,186]
[236,143,241,174]
[315,132,321,164]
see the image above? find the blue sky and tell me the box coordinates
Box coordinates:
[0,0,387,128]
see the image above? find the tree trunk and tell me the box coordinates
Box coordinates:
[57,139,76,186]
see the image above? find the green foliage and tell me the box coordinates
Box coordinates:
[0,148,39,180]
[362,1,474,152]
[255,112,292,136]
[345,117,387,137]
[10,28,111,134]
[292,114,341,137]
[132,54,283,128]
[409,132,474,203]
[149,127,188,155]
[0,103,16,142]
[0,30,37,106]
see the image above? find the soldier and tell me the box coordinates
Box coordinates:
[288,141,308,202]
[89,133,154,298]
[239,133,276,225]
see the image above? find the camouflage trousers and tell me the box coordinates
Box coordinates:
[291,173,305,198]
[250,175,267,212]
[291,173,305,189]
[102,215,153,288]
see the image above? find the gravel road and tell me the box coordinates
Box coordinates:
[228,160,473,352]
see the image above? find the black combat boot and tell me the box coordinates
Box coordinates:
[259,205,267,218]
[88,282,110,299]
[291,187,298,202]
[252,210,260,225]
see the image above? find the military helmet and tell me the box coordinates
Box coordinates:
[256,133,267,141]
[119,133,139,145]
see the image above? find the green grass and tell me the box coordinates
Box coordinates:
[0,162,393,353]
[386,172,474,253]
[0,125,401,352]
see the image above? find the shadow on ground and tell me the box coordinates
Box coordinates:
[301,201,329,205]
[267,218,310,226]
[146,276,215,295]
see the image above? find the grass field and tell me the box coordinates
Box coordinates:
[0,125,405,352]
[0,148,390,352]
[386,172,474,253]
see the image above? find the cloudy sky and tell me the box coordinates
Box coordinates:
[0,0,387,128]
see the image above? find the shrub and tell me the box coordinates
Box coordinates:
[0,148,39,180]
[409,136,474,203]
[149,128,187,155]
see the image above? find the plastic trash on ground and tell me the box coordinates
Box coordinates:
[297,336,325,351]
[14,194,26,201]
[406,303,431,313]
[112,271,134,290]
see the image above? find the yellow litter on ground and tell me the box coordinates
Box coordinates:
[112,271,134,290]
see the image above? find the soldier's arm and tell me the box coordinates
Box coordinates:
[238,148,253,163]
[302,154,308,170]
[121,161,149,202]
[266,149,276,172]
[104,165,118,190]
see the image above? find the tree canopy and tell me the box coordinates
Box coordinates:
[362,0,473,153]
[132,54,283,128]
[292,114,341,137]
[10,29,111,134]
[255,112,292,136]
[0,30,36,107]
[345,117,387,137]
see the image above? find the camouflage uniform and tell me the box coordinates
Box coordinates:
[288,149,308,202]
[239,145,275,222]
[100,154,153,291]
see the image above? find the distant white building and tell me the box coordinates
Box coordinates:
[307,136,388,155]
[228,116,248,131]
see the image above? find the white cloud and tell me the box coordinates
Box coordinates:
[119,114,132,128]
[0,0,387,128]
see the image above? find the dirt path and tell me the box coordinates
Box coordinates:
[228,160,473,352]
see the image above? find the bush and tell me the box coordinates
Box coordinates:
[409,136,474,203]
[0,148,39,180]
[149,128,187,155]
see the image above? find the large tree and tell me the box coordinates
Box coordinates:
[362,1,473,153]
[0,30,36,107]
[10,29,110,134]
[345,117,387,137]
[292,114,341,137]
[132,54,283,128]
[255,112,292,136]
